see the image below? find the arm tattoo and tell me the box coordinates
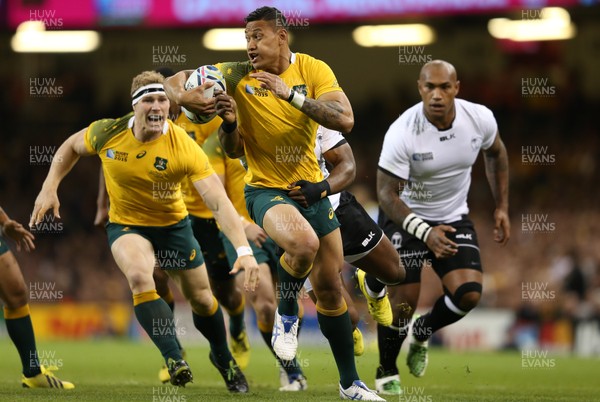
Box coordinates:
[301,98,347,131]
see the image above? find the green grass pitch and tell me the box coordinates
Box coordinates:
[0,338,598,401]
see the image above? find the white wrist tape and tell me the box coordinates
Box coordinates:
[236,246,253,258]
[290,92,305,109]
[402,213,433,242]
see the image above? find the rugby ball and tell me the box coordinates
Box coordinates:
[182,65,226,124]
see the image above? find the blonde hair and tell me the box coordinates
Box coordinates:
[130,71,165,95]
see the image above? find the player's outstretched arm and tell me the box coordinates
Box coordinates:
[483,131,510,245]
[193,174,259,291]
[163,70,217,117]
[0,207,35,252]
[377,169,458,259]
[30,128,93,227]
[250,71,354,133]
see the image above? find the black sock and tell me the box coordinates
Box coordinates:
[277,256,307,316]
[376,324,406,375]
[192,304,232,367]
[318,311,358,389]
[227,305,245,340]
[134,298,182,363]
[413,295,466,342]
[365,273,386,295]
[162,298,184,353]
[4,309,41,377]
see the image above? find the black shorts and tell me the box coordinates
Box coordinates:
[336,191,384,263]
[378,210,482,284]
[189,215,231,281]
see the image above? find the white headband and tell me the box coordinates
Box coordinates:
[131,83,166,106]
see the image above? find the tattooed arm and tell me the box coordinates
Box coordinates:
[300,91,354,134]
[249,71,354,133]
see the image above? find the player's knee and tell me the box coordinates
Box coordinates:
[312,288,342,309]
[450,282,482,312]
[4,283,28,309]
[458,291,481,311]
[216,286,242,311]
[189,290,216,314]
[286,233,319,267]
[254,300,276,325]
[127,270,154,292]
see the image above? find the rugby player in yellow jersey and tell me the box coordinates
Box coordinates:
[0,207,74,389]
[164,6,384,400]
[203,132,308,391]
[94,68,253,381]
[30,71,259,392]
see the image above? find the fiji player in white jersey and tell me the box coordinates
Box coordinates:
[373,60,510,395]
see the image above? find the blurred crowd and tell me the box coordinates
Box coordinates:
[1,49,599,352]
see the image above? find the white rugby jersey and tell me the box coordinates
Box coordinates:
[315,125,345,210]
[378,98,497,223]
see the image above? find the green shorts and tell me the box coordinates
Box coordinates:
[106,216,204,270]
[220,232,279,276]
[189,215,231,281]
[0,234,10,256]
[244,186,340,238]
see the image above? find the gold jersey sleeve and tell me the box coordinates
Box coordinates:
[174,113,223,219]
[85,116,214,226]
[216,54,343,190]
[203,131,251,221]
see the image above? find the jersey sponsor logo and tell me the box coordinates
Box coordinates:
[439,133,456,142]
[154,157,168,171]
[106,149,128,162]
[328,207,334,220]
[361,231,376,247]
[136,151,147,159]
[245,84,269,97]
[270,195,285,202]
[412,152,433,161]
[190,249,196,261]
[455,233,473,240]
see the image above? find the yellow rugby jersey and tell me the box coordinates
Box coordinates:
[174,112,222,218]
[84,113,214,226]
[216,53,343,189]
[203,132,251,221]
